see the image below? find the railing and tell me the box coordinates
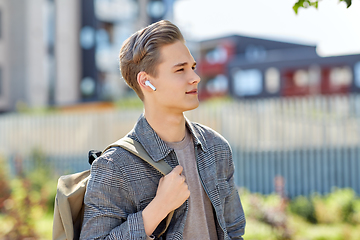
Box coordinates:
[1,95,359,197]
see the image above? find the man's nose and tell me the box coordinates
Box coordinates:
[190,72,201,84]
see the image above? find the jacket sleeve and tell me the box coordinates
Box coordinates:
[79,154,149,240]
[224,144,246,239]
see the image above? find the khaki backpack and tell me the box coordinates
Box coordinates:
[52,137,173,240]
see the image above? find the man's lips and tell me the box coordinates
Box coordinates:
[186,89,198,94]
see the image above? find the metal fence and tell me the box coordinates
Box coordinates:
[1,95,360,198]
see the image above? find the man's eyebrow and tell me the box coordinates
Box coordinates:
[173,62,197,68]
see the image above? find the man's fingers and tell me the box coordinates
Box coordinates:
[180,175,186,183]
[172,165,183,175]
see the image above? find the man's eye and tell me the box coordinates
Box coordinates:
[192,66,197,70]
[176,68,184,72]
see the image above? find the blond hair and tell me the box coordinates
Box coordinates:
[119,20,184,100]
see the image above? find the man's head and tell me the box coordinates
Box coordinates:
[119,20,185,101]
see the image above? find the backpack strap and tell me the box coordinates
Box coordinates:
[103,136,174,238]
[103,137,173,175]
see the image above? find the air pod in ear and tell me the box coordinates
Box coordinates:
[145,80,156,91]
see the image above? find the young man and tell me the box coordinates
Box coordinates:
[80,20,245,240]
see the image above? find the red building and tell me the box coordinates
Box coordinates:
[196,35,360,99]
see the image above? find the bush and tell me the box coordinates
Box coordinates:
[0,157,11,213]
[288,188,360,225]
[313,188,357,224]
[239,188,291,240]
[241,187,360,240]
[352,198,360,224]
[289,195,317,223]
[0,150,58,239]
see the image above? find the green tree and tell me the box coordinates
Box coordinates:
[293,0,352,14]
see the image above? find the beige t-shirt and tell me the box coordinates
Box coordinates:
[166,130,218,240]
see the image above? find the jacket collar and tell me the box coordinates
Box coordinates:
[132,114,208,162]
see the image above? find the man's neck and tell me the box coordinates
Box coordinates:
[144,109,186,143]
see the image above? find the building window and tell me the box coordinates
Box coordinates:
[329,66,352,88]
[233,69,262,96]
[265,67,280,93]
[355,62,360,88]
[205,46,228,64]
[308,65,321,94]
[95,0,138,22]
[245,45,267,62]
[0,9,2,39]
[293,69,309,87]
[205,74,228,94]
[0,67,2,96]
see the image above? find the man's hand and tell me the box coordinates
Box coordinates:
[142,165,189,236]
[156,165,190,212]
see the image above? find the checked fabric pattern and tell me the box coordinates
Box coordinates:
[80,114,246,240]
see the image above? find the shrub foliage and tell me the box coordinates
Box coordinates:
[1,152,360,239]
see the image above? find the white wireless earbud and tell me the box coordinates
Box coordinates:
[145,80,156,91]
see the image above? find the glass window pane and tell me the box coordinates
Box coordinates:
[330,66,352,87]
[233,69,262,96]
[0,9,2,39]
[355,62,360,88]
[0,67,2,96]
[265,67,280,93]
[294,69,309,87]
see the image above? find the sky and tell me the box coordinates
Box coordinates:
[173,0,360,57]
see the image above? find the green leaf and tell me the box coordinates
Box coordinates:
[293,0,305,14]
[294,0,352,13]
[340,0,352,8]
[293,4,300,14]
[310,1,319,8]
[293,0,319,14]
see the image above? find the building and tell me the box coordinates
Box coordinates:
[196,35,360,100]
[0,0,81,112]
[0,0,174,112]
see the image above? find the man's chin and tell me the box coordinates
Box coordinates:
[185,101,200,111]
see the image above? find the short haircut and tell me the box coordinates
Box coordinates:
[119,20,185,100]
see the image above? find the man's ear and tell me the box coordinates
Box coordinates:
[137,71,153,92]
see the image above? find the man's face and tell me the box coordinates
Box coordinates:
[148,40,201,114]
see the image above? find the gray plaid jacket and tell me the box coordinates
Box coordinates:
[80,114,245,240]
